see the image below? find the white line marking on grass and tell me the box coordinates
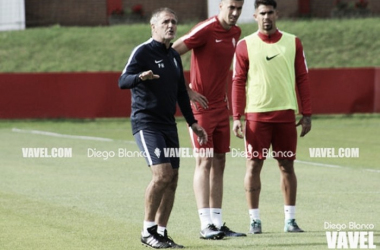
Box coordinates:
[295,160,343,169]
[364,168,380,173]
[12,128,136,144]
[230,148,379,173]
[295,160,379,174]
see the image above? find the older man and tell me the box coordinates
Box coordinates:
[119,7,207,248]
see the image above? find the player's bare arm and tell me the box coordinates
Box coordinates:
[187,84,209,110]
[296,116,312,137]
[173,39,209,110]
[139,70,160,81]
[172,39,190,55]
[190,123,208,145]
[232,119,244,139]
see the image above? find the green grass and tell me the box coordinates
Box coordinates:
[1,16,379,250]
[1,18,379,72]
[1,115,379,249]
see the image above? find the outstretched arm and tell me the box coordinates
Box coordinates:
[172,39,190,55]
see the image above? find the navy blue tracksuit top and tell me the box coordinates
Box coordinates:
[118,38,197,135]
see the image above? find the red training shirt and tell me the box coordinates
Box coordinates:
[182,16,241,111]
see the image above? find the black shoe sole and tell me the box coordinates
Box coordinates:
[224,233,247,237]
[141,241,170,249]
[199,234,225,240]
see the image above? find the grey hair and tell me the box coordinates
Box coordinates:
[150,7,178,25]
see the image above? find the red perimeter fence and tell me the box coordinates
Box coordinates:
[0,68,379,119]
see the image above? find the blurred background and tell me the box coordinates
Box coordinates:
[1,0,379,31]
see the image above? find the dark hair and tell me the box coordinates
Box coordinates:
[254,0,277,9]
[150,7,177,24]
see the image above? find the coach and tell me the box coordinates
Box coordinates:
[118,7,207,249]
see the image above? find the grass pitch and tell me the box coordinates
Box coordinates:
[1,18,380,72]
[0,115,379,250]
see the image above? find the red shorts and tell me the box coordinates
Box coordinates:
[245,120,297,160]
[189,107,230,154]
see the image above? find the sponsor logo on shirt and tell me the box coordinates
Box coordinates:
[155,59,165,68]
[266,54,280,61]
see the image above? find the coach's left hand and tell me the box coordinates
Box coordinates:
[296,116,312,137]
[191,123,208,145]
[139,70,160,81]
